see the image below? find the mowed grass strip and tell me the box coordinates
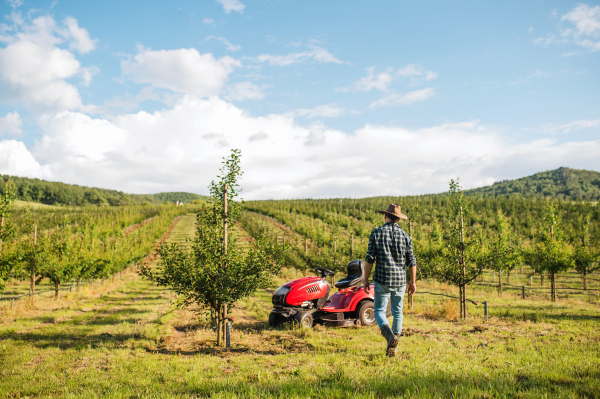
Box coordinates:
[0,216,598,398]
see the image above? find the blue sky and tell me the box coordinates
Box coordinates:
[0,0,598,198]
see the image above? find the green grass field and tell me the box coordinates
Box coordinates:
[1,215,599,398]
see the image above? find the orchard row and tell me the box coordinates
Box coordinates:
[0,201,195,299]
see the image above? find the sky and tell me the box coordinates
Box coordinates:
[0,0,599,199]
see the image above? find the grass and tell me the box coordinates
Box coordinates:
[0,215,599,398]
[13,200,56,209]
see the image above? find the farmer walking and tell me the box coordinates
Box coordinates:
[363,203,417,357]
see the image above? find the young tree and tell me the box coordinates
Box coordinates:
[573,215,598,290]
[15,206,49,299]
[0,179,16,289]
[428,180,484,319]
[485,210,521,296]
[528,201,573,302]
[45,216,74,300]
[141,149,285,346]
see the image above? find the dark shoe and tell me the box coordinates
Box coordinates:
[380,324,399,357]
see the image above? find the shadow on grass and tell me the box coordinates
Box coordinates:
[172,367,600,398]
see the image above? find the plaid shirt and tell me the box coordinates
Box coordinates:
[365,222,416,288]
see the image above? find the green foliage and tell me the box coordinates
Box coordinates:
[152,192,205,203]
[526,201,574,301]
[0,179,16,288]
[0,174,204,207]
[464,167,600,200]
[484,210,521,274]
[572,215,599,289]
[426,180,484,290]
[141,150,285,337]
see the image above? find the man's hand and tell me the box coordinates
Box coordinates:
[407,282,416,296]
[363,280,370,293]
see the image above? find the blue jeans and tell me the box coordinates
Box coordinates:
[374,281,406,335]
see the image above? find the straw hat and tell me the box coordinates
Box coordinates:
[376,203,408,220]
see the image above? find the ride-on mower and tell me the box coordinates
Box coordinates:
[268,260,390,328]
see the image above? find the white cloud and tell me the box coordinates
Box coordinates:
[538,118,600,133]
[509,70,550,85]
[121,47,240,97]
[561,4,600,38]
[0,95,591,199]
[7,0,23,9]
[286,104,352,119]
[537,4,600,52]
[216,0,245,14]
[0,111,22,135]
[368,88,435,109]
[63,17,97,54]
[205,35,241,51]
[224,82,269,101]
[256,46,344,66]
[339,64,437,92]
[0,14,98,111]
[203,18,215,26]
[0,139,49,178]
[354,67,394,92]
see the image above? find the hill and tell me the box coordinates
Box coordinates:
[464,167,600,200]
[0,175,205,206]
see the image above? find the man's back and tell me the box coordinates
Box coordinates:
[365,222,416,288]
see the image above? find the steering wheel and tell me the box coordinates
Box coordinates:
[315,267,335,277]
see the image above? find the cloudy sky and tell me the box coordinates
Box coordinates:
[0,0,598,199]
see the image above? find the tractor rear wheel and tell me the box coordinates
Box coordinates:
[355,301,377,326]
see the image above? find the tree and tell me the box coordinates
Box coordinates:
[45,216,74,300]
[572,215,598,290]
[15,206,49,299]
[428,180,484,319]
[141,149,285,346]
[0,179,15,289]
[485,210,521,296]
[528,200,573,302]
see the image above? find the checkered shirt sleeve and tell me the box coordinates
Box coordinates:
[364,222,416,288]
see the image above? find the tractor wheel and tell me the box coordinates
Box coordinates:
[356,301,377,326]
[268,311,285,327]
[294,311,314,328]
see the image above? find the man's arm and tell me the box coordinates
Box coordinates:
[408,264,416,295]
[406,235,417,295]
[363,231,376,292]
[363,261,373,293]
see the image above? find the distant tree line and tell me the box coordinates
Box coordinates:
[464,167,600,201]
[0,175,205,206]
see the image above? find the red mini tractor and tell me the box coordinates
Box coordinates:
[268,260,390,328]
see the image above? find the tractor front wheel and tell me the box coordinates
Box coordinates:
[294,311,313,328]
[269,311,285,327]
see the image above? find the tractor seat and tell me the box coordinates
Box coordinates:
[334,260,364,289]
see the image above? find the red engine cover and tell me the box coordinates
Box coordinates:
[284,276,329,306]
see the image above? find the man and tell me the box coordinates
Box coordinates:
[363,203,417,357]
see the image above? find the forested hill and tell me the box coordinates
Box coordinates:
[0,175,205,206]
[465,167,600,200]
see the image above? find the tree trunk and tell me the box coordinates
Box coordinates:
[216,305,222,347]
[459,207,466,320]
[498,272,503,296]
[30,269,35,303]
[54,280,60,300]
[541,274,544,286]
[582,269,587,290]
[550,272,556,302]
[507,270,511,285]
[77,277,81,293]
